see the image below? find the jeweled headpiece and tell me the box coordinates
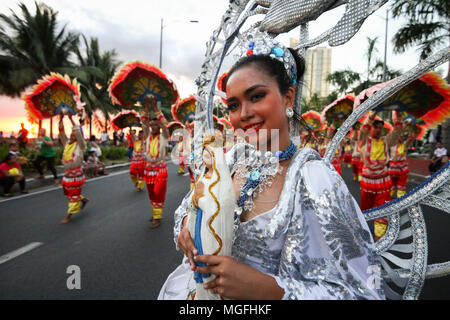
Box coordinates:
[239,30,297,86]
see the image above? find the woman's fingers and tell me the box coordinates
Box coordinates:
[178,229,197,270]
[194,255,224,275]
[194,254,222,265]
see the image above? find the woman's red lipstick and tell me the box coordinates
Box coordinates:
[243,122,264,133]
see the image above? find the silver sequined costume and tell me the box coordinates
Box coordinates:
[158,144,385,300]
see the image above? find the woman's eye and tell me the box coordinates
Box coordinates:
[227,103,239,111]
[250,92,266,102]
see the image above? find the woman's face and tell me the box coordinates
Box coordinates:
[225,65,294,150]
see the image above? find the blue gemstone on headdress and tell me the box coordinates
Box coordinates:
[271,47,284,57]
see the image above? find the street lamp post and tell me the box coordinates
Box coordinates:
[382,8,389,83]
[159,18,199,70]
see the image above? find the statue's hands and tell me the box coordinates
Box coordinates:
[177,218,198,271]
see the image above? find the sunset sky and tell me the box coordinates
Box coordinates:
[1,0,448,139]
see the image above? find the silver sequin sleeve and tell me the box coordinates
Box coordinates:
[172,189,194,251]
[271,158,385,299]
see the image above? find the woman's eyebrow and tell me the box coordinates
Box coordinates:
[227,84,268,103]
[244,84,268,95]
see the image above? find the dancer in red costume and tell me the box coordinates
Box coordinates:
[59,113,89,224]
[359,111,403,240]
[176,135,186,175]
[351,129,362,181]
[317,132,327,157]
[343,139,353,169]
[129,130,146,192]
[389,125,417,199]
[141,95,169,229]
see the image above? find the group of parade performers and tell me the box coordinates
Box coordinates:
[58,94,168,229]
[56,89,416,241]
[298,110,417,241]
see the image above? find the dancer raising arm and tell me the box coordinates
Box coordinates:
[141,95,170,229]
[59,113,89,224]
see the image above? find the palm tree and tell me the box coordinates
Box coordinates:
[0,2,80,136]
[391,0,450,151]
[73,36,122,137]
[365,37,379,82]
[326,70,361,96]
[391,0,449,63]
[301,93,324,113]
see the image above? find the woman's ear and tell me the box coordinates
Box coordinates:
[283,86,296,111]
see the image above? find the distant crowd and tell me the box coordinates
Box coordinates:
[0,123,133,197]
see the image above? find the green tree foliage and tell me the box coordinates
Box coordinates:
[74,36,122,135]
[391,0,449,61]
[0,2,79,96]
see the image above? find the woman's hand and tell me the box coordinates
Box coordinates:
[194,255,284,300]
[177,217,198,271]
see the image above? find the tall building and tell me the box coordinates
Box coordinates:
[290,38,332,100]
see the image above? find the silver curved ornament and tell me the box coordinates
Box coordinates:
[193,0,450,299]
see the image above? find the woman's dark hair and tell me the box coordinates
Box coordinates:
[90,135,96,142]
[225,47,305,95]
[373,120,385,127]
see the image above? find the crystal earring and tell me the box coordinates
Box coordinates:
[286,107,294,119]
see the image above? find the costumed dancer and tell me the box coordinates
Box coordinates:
[388,117,416,199]
[359,111,403,241]
[351,129,362,181]
[141,95,169,229]
[343,138,353,169]
[317,132,327,157]
[126,128,136,161]
[129,129,146,191]
[159,32,384,300]
[297,129,316,151]
[176,135,186,175]
[59,113,88,224]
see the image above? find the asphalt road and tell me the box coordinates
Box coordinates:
[0,162,449,300]
[0,162,188,300]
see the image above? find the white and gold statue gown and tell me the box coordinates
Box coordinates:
[158,143,385,300]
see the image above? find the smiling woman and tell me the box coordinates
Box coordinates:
[159,30,385,301]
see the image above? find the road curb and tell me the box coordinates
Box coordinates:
[22,162,131,191]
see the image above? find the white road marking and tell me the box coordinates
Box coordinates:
[0,242,43,265]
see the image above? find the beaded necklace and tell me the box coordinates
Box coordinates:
[235,141,297,215]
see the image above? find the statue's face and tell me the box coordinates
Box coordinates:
[203,148,213,169]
